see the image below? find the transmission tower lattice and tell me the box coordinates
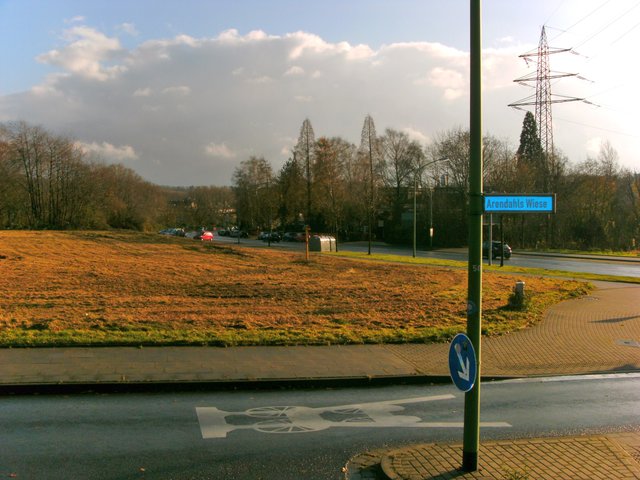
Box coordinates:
[509,26,587,161]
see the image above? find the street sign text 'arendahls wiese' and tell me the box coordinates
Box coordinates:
[483,194,556,214]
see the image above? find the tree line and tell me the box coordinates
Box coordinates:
[0,122,232,231]
[2,118,638,251]
[233,114,640,251]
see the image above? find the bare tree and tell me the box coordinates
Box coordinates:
[380,129,424,242]
[294,119,315,226]
[359,115,383,254]
[312,137,350,240]
[0,126,28,226]
[232,156,273,231]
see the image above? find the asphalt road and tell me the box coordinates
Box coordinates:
[2,374,638,479]
[215,235,640,278]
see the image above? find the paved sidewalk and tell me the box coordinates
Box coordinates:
[346,431,640,479]
[1,282,639,479]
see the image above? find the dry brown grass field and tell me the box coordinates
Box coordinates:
[0,231,591,347]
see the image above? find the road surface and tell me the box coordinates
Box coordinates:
[2,374,638,479]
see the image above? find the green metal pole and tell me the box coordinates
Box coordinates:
[413,173,417,258]
[463,0,483,472]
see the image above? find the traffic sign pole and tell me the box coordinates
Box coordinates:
[464,0,482,472]
[448,334,477,393]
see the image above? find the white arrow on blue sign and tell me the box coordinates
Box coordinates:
[448,333,477,392]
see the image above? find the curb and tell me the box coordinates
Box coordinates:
[343,449,388,480]
[515,251,640,263]
[0,374,458,396]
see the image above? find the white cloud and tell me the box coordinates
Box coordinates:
[36,26,124,80]
[280,145,293,156]
[421,67,466,100]
[77,142,139,161]
[133,87,152,97]
[286,31,374,60]
[586,137,603,156]
[117,23,139,36]
[64,16,85,24]
[284,66,305,76]
[294,95,313,102]
[205,142,236,159]
[30,73,68,96]
[247,76,273,84]
[497,36,515,44]
[162,85,191,96]
[402,127,430,144]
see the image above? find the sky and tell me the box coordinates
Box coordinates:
[1,0,639,186]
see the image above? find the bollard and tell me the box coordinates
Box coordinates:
[509,280,526,309]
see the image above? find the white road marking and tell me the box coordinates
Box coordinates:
[196,394,511,439]
[499,372,640,384]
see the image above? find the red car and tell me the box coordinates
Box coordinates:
[200,231,214,241]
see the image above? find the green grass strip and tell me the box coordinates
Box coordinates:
[327,251,640,284]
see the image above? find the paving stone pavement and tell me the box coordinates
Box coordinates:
[384,281,640,377]
[374,433,640,480]
[344,432,640,480]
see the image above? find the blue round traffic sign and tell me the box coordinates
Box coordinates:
[448,333,477,392]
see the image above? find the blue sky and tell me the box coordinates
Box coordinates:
[1,0,639,185]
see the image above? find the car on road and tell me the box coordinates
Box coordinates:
[483,241,512,259]
[283,232,307,242]
[229,229,248,238]
[261,232,281,243]
[159,228,185,237]
[199,231,214,241]
[282,232,297,242]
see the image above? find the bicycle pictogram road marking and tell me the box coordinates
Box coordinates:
[196,394,511,439]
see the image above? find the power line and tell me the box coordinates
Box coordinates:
[554,116,640,139]
[548,0,614,42]
[544,0,569,26]
[610,17,640,44]
[574,1,640,48]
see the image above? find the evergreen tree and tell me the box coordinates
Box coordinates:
[516,112,545,190]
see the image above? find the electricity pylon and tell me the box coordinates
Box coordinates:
[509,26,588,164]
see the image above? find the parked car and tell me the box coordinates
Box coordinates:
[199,231,214,241]
[159,227,184,237]
[229,229,248,238]
[282,232,297,242]
[184,231,200,239]
[217,228,229,236]
[483,241,512,259]
[262,232,281,243]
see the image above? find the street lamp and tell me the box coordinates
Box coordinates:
[429,186,434,249]
[413,157,448,258]
[255,178,274,246]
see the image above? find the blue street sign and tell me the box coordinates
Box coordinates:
[484,194,555,214]
[448,333,477,392]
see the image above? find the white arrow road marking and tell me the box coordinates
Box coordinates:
[457,351,470,381]
[196,394,511,439]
